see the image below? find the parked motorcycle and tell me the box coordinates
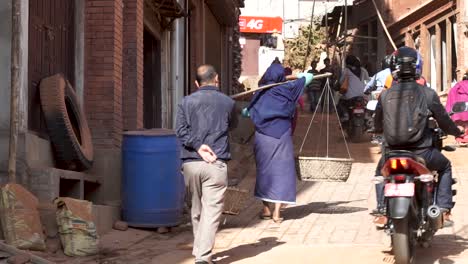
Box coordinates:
[373,101,468,264]
[343,96,369,143]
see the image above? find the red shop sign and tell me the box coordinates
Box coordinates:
[239,16,283,33]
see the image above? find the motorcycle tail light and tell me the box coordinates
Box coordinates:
[394,175,406,182]
[417,174,434,182]
[391,159,398,170]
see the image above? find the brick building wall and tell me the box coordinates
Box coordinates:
[123,0,144,131]
[85,0,124,149]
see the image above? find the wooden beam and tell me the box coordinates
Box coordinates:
[435,23,442,92]
[388,0,454,33]
[446,18,452,89]
[405,32,415,48]
[421,24,431,82]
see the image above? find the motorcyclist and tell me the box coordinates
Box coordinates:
[337,55,366,123]
[372,46,464,227]
[364,55,392,94]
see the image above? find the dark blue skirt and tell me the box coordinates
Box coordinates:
[254,129,296,204]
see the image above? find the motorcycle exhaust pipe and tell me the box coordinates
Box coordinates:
[427,205,443,230]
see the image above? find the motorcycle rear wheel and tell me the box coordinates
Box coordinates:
[392,216,414,264]
[349,124,364,143]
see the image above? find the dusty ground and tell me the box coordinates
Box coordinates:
[32,111,468,264]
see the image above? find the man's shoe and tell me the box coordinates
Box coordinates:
[370,207,386,216]
[373,215,388,229]
[442,210,454,228]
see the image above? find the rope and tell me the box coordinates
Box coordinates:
[299,78,352,160]
[299,81,327,154]
[327,82,352,159]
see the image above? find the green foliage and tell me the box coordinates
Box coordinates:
[284,22,326,71]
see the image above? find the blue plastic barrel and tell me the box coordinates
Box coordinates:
[122,129,184,227]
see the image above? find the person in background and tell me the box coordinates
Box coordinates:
[319,58,334,112]
[364,55,392,94]
[337,55,366,122]
[244,63,313,223]
[176,65,237,264]
[446,69,468,144]
[307,60,322,112]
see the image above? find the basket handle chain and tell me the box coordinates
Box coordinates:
[298,78,352,160]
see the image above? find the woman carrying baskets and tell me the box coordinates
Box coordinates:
[245,63,313,223]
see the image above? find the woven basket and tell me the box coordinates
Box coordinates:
[223,187,249,215]
[296,156,353,182]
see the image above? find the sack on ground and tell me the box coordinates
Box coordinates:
[0,183,46,251]
[55,197,99,256]
[381,83,428,146]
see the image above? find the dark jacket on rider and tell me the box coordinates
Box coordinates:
[374,81,462,149]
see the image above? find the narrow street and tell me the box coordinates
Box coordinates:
[42,111,468,264]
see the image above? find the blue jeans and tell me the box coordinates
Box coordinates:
[375,147,454,209]
[308,89,321,112]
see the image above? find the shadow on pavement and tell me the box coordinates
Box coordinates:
[283,200,368,220]
[213,237,285,264]
[414,230,468,264]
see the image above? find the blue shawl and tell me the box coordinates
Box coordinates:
[248,64,306,139]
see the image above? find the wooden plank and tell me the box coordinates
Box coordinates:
[0,241,55,264]
[405,32,415,48]
[446,18,452,90]
[435,23,442,92]
[420,24,430,82]
[391,5,457,37]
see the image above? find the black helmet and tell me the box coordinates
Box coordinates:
[345,55,360,67]
[390,46,420,81]
[381,55,391,70]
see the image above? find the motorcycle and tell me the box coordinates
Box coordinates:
[342,96,369,143]
[366,90,384,145]
[373,101,468,264]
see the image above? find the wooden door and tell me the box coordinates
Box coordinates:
[143,29,162,129]
[29,0,75,135]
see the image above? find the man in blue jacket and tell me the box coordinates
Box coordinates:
[176,65,237,264]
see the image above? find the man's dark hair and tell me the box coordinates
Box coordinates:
[323,58,331,64]
[196,65,217,85]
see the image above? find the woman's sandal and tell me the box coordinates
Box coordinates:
[260,213,272,220]
[272,217,284,224]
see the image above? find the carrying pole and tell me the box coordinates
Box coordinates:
[231,73,332,99]
[371,0,397,50]
[9,0,22,183]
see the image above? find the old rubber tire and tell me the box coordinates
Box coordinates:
[392,216,414,264]
[39,74,93,171]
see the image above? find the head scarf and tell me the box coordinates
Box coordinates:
[249,63,287,110]
[258,63,286,86]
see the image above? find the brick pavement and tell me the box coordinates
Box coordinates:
[61,113,468,264]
